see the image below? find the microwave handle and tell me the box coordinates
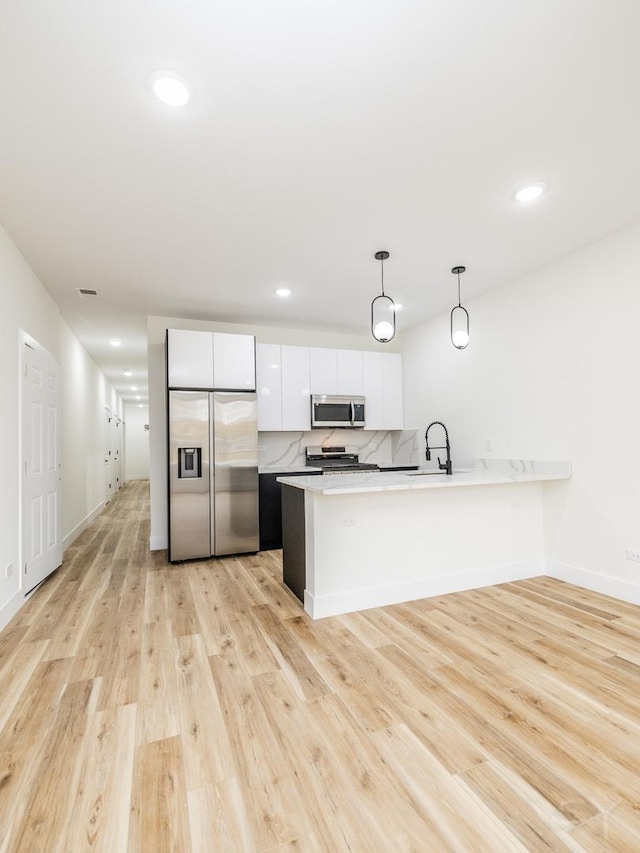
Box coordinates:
[350,401,355,426]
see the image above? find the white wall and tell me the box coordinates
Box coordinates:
[59,319,123,548]
[0,226,61,626]
[125,404,150,479]
[401,221,640,603]
[147,314,397,549]
[0,225,124,630]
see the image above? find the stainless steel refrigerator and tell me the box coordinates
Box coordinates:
[168,390,259,562]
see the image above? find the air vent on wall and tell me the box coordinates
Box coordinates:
[76,288,100,298]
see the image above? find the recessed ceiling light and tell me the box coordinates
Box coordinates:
[392,303,403,312]
[275,287,292,298]
[150,71,191,107]
[515,182,547,203]
[123,370,133,377]
[131,386,138,391]
[109,339,122,347]
[135,396,141,400]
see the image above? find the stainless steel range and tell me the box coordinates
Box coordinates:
[305,445,380,474]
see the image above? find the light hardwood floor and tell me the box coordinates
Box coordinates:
[1,481,640,851]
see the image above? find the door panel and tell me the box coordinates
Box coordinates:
[212,393,259,555]
[168,390,211,561]
[23,342,61,593]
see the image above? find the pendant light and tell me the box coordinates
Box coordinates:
[371,250,396,343]
[450,265,469,349]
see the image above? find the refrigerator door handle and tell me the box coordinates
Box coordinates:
[209,393,216,556]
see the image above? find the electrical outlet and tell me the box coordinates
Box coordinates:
[626,548,640,563]
[342,517,356,527]
[5,563,13,578]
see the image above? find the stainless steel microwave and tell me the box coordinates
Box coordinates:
[310,394,366,429]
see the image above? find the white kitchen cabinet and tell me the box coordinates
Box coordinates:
[362,351,384,430]
[256,343,282,430]
[310,347,363,396]
[337,349,363,395]
[167,329,255,390]
[309,347,337,394]
[255,343,401,432]
[382,352,403,429]
[362,351,403,429]
[281,345,311,430]
[213,332,256,390]
[167,329,214,388]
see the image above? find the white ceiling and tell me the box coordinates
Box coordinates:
[2,0,640,403]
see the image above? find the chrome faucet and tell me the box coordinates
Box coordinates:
[425,421,452,475]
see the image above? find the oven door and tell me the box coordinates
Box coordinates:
[311,395,365,429]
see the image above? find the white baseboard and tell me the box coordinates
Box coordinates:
[62,501,106,552]
[126,475,150,481]
[546,560,640,606]
[304,559,544,619]
[0,589,23,633]
[150,535,168,551]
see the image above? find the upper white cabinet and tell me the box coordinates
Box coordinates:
[167,332,397,429]
[363,351,403,430]
[167,329,214,388]
[213,332,256,390]
[256,343,282,430]
[167,329,256,390]
[310,348,363,396]
[255,343,401,431]
[281,345,311,430]
[382,352,403,430]
[337,350,363,396]
[309,348,337,394]
[362,351,384,430]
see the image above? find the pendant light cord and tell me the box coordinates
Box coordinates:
[380,257,385,297]
[452,265,466,307]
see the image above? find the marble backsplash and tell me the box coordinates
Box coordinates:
[258,429,419,469]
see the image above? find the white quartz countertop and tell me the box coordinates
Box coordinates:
[259,465,322,474]
[277,459,571,495]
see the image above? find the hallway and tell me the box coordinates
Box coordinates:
[1,481,640,850]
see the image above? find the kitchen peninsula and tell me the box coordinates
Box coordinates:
[278,459,571,619]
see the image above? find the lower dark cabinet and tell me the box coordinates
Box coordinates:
[259,471,320,551]
[281,484,306,602]
[259,474,282,551]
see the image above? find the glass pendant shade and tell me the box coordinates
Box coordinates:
[372,294,396,342]
[371,250,396,343]
[450,265,469,349]
[450,305,469,349]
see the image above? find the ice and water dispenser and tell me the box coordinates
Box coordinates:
[178,447,202,479]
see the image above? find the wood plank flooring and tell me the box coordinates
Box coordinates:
[1,480,640,850]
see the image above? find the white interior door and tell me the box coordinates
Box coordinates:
[22,341,62,593]
[114,418,122,490]
[104,408,114,501]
